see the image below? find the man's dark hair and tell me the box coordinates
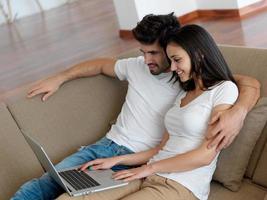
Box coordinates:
[132,12,180,46]
[164,24,236,91]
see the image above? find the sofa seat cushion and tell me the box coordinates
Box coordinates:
[209,180,267,200]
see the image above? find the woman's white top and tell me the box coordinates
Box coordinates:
[150,81,238,200]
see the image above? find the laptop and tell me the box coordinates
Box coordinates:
[21,131,128,197]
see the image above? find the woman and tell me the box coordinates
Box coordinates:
[58,24,238,200]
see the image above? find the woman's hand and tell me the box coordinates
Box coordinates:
[112,164,154,182]
[80,157,121,171]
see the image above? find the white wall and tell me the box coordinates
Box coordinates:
[135,0,197,19]
[173,0,197,16]
[196,0,239,9]
[114,0,197,29]
[113,0,263,30]
[112,0,139,30]
[0,0,68,25]
[197,0,262,9]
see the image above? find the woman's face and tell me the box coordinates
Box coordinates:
[166,42,192,82]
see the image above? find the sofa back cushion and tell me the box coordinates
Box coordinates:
[253,139,267,187]
[218,45,267,96]
[218,45,267,180]
[213,97,267,191]
[7,76,127,164]
[0,103,43,199]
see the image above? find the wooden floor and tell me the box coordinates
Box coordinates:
[0,0,267,102]
[190,13,267,48]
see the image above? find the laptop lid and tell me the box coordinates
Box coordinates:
[21,130,72,195]
[21,130,128,197]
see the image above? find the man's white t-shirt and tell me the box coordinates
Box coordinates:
[150,81,238,200]
[106,56,181,152]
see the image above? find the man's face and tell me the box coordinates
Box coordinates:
[140,42,170,75]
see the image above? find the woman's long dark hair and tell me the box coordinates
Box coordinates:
[163,24,236,91]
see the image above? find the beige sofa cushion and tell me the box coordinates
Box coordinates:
[0,103,43,199]
[7,76,127,164]
[253,140,267,187]
[218,45,267,97]
[246,123,267,178]
[209,180,267,200]
[213,97,267,191]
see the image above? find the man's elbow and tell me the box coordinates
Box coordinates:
[235,74,261,89]
[244,76,261,91]
[253,78,261,90]
[252,78,261,100]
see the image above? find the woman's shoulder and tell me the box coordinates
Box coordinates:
[210,81,239,106]
[210,80,238,93]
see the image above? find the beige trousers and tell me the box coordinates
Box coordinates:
[56,175,197,200]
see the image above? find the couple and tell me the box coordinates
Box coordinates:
[12,13,260,200]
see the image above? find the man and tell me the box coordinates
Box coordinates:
[12,13,260,200]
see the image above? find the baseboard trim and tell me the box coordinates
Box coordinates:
[119,30,133,39]
[179,0,267,24]
[238,0,267,16]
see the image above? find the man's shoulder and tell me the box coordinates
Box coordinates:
[117,56,146,71]
[117,56,145,65]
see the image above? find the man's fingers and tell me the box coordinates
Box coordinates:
[206,111,223,139]
[216,136,229,152]
[92,163,109,170]
[224,135,235,149]
[27,87,42,97]
[28,87,48,98]
[208,133,225,149]
[206,123,221,140]
[80,162,92,171]
[208,112,220,125]
[29,89,44,98]
[80,160,101,171]
[42,91,54,101]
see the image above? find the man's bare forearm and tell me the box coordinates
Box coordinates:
[233,74,261,113]
[59,58,117,83]
[27,58,117,101]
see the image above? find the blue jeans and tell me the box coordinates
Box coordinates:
[11,137,134,200]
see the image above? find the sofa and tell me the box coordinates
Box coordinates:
[1,44,267,200]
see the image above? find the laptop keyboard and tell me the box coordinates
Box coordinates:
[59,169,100,190]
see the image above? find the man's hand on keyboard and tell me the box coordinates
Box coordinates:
[79,157,121,171]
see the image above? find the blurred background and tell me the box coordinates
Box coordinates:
[0,0,266,102]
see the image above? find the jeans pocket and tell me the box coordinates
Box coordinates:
[116,145,134,156]
[78,145,86,151]
[94,137,113,147]
[79,137,112,152]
